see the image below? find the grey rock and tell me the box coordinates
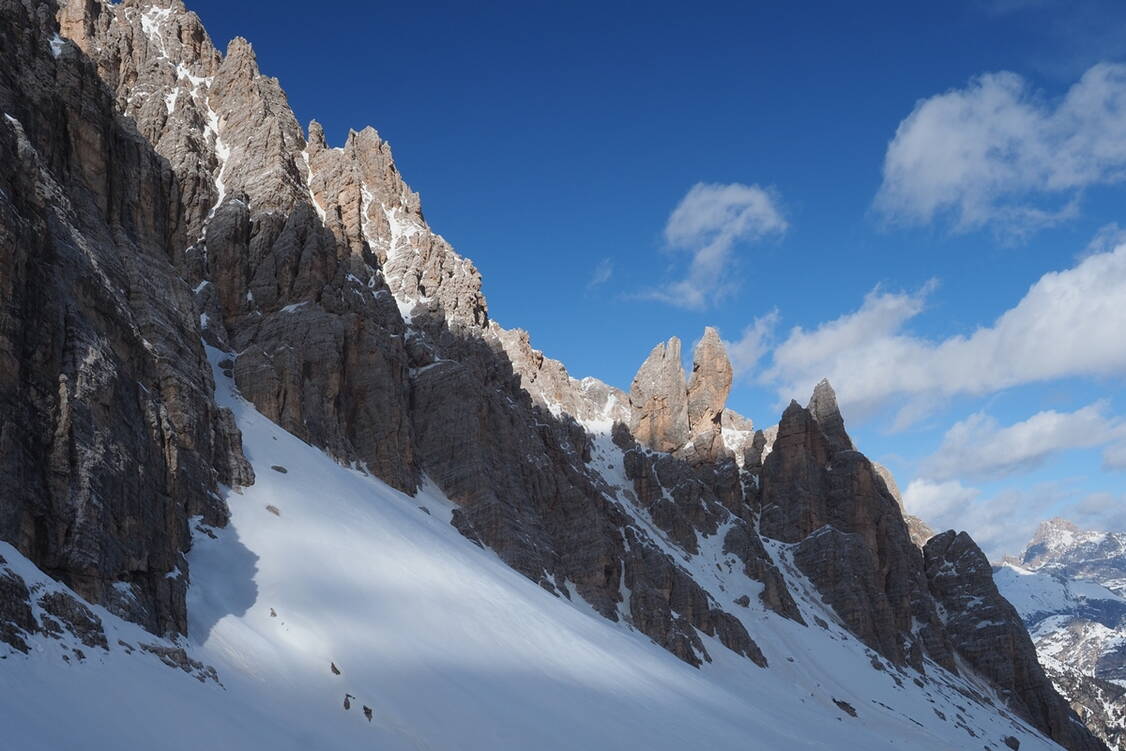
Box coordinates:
[0,0,246,637]
[38,590,108,650]
[759,391,954,672]
[0,568,36,653]
[806,378,853,455]
[873,462,934,548]
[925,530,1106,751]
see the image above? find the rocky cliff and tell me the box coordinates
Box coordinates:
[0,1,1108,749]
[0,0,249,638]
[926,531,1104,751]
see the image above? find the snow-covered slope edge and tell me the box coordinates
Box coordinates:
[0,348,1057,751]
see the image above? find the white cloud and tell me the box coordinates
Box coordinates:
[1072,491,1126,531]
[587,257,614,289]
[1103,441,1126,470]
[904,478,1066,559]
[758,243,1126,425]
[921,402,1125,481]
[1084,222,1126,257]
[724,310,779,377]
[903,478,981,524]
[875,63,1126,234]
[646,182,787,309]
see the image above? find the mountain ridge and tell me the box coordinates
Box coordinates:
[996,519,1126,750]
[0,1,1108,748]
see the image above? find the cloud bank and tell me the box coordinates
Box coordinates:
[875,63,1126,235]
[757,243,1126,426]
[920,402,1125,482]
[903,479,1069,559]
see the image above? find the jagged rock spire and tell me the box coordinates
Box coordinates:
[806,378,853,454]
[686,326,733,435]
[628,337,690,453]
[628,328,737,460]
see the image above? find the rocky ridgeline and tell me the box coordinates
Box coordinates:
[995,520,1126,750]
[626,328,754,463]
[925,531,1101,751]
[1022,519,1126,592]
[0,1,1107,748]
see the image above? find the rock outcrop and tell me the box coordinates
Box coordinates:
[493,324,629,426]
[758,386,954,672]
[683,327,733,460]
[627,328,738,462]
[11,0,772,669]
[925,531,1106,751]
[806,378,853,454]
[628,337,690,453]
[0,0,248,637]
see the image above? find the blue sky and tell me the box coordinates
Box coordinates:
[187,0,1126,557]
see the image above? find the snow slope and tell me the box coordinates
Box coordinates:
[994,563,1125,622]
[0,348,1060,750]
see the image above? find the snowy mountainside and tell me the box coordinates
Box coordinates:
[0,351,1056,751]
[1021,520,1126,597]
[994,563,1126,625]
[995,525,1126,749]
[0,0,1103,748]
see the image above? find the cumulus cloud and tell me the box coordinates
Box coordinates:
[724,310,779,377]
[646,182,787,309]
[920,402,1125,481]
[758,243,1126,426]
[904,478,1067,559]
[587,257,614,289]
[874,63,1126,234]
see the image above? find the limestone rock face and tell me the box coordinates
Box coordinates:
[629,338,690,453]
[759,391,954,672]
[493,324,629,425]
[623,530,767,668]
[31,0,772,669]
[0,0,248,636]
[627,328,738,463]
[806,378,853,454]
[686,327,732,436]
[58,0,423,492]
[0,565,37,654]
[924,531,1107,751]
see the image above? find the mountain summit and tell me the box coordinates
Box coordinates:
[0,1,1108,749]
